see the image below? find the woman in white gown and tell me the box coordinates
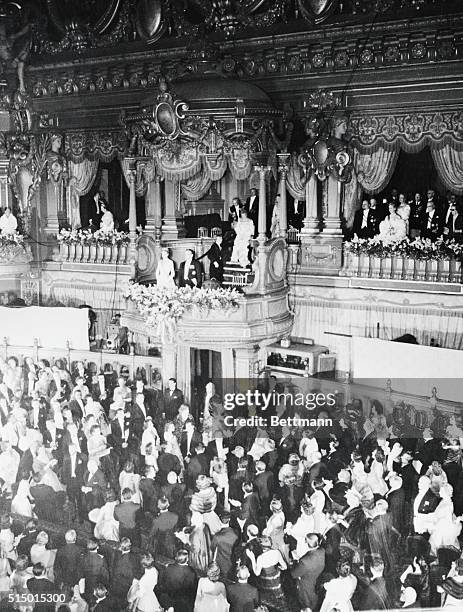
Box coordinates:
[11,471,36,517]
[100,203,115,232]
[128,553,162,612]
[263,499,289,562]
[320,560,358,612]
[270,194,281,238]
[156,248,176,289]
[119,460,141,504]
[379,203,407,243]
[193,562,229,612]
[429,483,462,554]
[30,531,56,582]
[397,193,411,235]
[91,489,120,541]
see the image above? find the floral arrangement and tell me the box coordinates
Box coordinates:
[125,283,241,342]
[345,236,463,260]
[57,228,129,246]
[0,233,25,247]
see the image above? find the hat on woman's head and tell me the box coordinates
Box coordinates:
[270,498,282,512]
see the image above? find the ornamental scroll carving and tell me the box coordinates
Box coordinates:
[350,110,463,152]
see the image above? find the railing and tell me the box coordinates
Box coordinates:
[57,242,129,265]
[341,250,462,283]
[1,341,162,385]
[287,228,301,244]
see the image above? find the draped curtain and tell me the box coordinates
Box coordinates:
[292,296,463,356]
[181,172,212,202]
[120,158,156,197]
[286,153,307,200]
[344,147,399,227]
[431,145,463,196]
[67,159,99,229]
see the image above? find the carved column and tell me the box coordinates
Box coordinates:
[145,175,163,238]
[162,179,180,240]
[324,175,343,234]
[256,165,271,244]
[301,174,319,235]
[277,153,290,240]
[127,159,138,279]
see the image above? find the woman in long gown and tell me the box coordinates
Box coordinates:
[246,535,289,612]
[320,560,358,612]
[378,203,407,243]
[397,193,411,235]
[187,511,213,576]
[128,553,162,612]
[119,460,141,504]
[263,499,289,562]
[11,470,36,517]
[285,501,315,560]
[156,248,176,289]
[429,483,462,554]
[91,489,120,541]
[30,531,56,582]
[194,563,230,612]
[100,203,115,232]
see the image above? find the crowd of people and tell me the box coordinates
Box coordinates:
[353,190,462,243]
[0,354,462,611]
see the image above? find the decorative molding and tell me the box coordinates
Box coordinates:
[350,109,463,151]
[64,129,126,162]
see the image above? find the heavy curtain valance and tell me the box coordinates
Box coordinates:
[286,153,307,200]
[65,130,126,163]
[350,110,463,154]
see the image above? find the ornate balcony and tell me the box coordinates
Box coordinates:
[340,248,462,284]
[57,241,128,265]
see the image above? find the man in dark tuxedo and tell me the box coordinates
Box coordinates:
[92,584,115,612]
[149,497,179,558]
[359,555,393,610]
[80,539,110,603]
[211,511,239,580]
[107,407,131,471]
[291,533,326,611]
[159,549,198,612]
[444,196,463,241]
[245,188,259,235]
[27,563,57,612]
[163,378,184,422]
[203,235,224,283]
[110,538,143,608]
[254,460,274,513]
[114,488,141,546]
[288,198,305,231]
[240,482,260,527]
[16,519,39,558]
[185,442,209,491]
[178,248,202,288]
[53,529,83,589]
[81,459,107,516]
[180,419,202,459]
[413,475,442,534]
[91,372,112,414]
[353,200,377,239]
[28,397,47,433]
[134,377,159,421]
[420,193,443,241]
[139,465,161,514]
[30,473,60,522]
[226,565,259,612]
[68,389,85,422]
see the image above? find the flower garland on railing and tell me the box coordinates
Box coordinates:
[57,228,129,246]
[124,283,241,342]
[345,236,463,260]
[0,233,24,247]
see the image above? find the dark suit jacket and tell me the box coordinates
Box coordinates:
[82,468,107,509]
[291,547,326,609]
[114,501,140,530]
[160,563,198,612]
[226,581,259,612]
[163,388,184,421]
[110,550,143,600]
[149,510,179,558]
[180,429,203,457]
[353,208,377,238]
[30,483,58,522]
[241,492,260,525]
[204,242,224,281]
[54,542,83,588]
[26,577,57,612]
[178,260,202,288]
[185,453,210,490]
[80,551,109,598]
[254,471,274,506]
[212,526,239,579]
[359,576,392,610]
[16,528,39,558]
[68,399,84,422]
[444,209,463,239]
[417,488,441,514]
[139,477,162,513]
[420,209,443,240]
[287,199,305,230]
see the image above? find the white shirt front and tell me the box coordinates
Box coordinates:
[361,209,369,229]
